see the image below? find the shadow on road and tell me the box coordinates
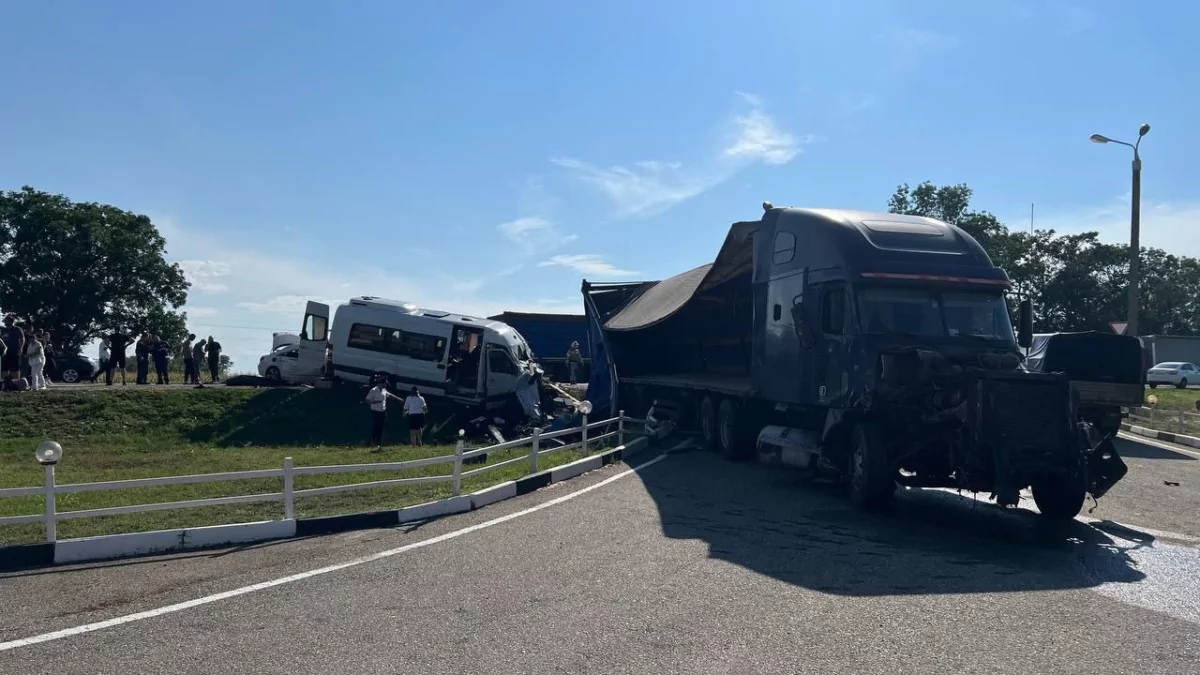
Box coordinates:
[635,448,1150,597]
[1114,436,1197,461]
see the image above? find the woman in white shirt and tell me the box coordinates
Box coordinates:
[403,386,429,446]
[363,374,402,449]
[25,331,47,391]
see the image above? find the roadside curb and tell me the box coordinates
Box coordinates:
[1120,422,1200,449]
[0,437,650,572]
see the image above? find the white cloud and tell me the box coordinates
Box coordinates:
[538,254,640,277]
[553,93,814,219]
[1026,199,1200,258]
[551,157,721,219]
[177,260,232,293]
[497,216,577,255]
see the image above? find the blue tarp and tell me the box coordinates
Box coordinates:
[583,289,616,418]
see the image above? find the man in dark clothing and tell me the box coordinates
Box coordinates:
[134,332,151,385]
[206,335,222,383]
[1,314,25,387]
[181,333,197,385]
[192,338,207,385]
[152,336,170,384]
[105,329,133,386]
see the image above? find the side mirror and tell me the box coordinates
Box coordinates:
[790,300,814,349]
[1017,298,1033,349]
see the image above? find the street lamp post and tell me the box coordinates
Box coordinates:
[1090,123,1151,337]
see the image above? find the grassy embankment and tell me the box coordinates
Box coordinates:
[0,387,614,546]
[1131,387,1200,436]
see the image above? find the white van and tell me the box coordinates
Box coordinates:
[295,297,542,416]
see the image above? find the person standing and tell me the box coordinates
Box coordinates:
[91,337,110,383]
[41,331,57,384]
[565,341,584,384]
[205,335,222,383]
[134,332,151,385]
[105,328,132,386]
[192,338,207,385]
[403,386,429,446]
[25,331,46,390]
[1,314,25,389]
[151,335,170,384]
[363,375,401,448]
[180,333,197,385]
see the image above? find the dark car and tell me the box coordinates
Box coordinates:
[48,353,98,384]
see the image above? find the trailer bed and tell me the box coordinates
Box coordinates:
[619,373,752,397]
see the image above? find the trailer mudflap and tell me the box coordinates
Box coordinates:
[1087,436,1128,499]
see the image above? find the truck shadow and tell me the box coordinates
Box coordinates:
[637,450,1150,597]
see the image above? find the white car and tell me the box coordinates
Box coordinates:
[1146,361,1200,389]
[257,343,305,383]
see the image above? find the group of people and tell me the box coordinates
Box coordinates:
[0,313,59,391]
[95,331,223,386]
[364,374,429,448]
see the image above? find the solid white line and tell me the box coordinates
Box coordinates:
[0,453,669,653]
[1117,430,1200,460]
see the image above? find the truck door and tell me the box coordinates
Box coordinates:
[816,284,850,404]
[296,301,330,381]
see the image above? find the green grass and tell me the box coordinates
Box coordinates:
[1122,387,1200,436]
[0,387,621,547]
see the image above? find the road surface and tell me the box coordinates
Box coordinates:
[2,434,1198,674]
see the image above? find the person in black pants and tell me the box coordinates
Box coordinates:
[205,335,222,383]
[104,330,132,385]
[363,374,401,448]
[180,333,197,385]
[134,332,151,384]
[152,336,170,384]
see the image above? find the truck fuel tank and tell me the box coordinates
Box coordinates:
[757,425,822,470]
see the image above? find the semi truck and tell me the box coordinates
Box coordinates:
[582,204,1129,521]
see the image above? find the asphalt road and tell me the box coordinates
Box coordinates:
[2,435,1199,674]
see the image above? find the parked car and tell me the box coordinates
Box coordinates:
[49,353,98,384]
[258,344,302,382]
[1146,361,1199,389]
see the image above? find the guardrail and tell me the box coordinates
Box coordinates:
[1124,405,1200,435]
[0,411,644,543]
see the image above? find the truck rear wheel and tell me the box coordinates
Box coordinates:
[717,399,750,461]
[1031,473,1086,522]
[849,422,895,511]
[699,396,718,450]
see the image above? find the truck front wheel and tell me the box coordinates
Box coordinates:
[1031,473,1086,522]
[849,422,896,511]
[699,396,718,450]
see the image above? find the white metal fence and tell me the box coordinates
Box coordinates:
[1124,405,1200,435]
[0,411,643,544]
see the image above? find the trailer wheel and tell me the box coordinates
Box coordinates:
[717,399,750,461]
[699,396,718,450]
[848,422,895,511]
[1031,473,1086,522]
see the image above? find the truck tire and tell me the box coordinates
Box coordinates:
[1031,473,1086,522]
[848,422,895,511]
[717,399,750,461]
[699,396,718,450]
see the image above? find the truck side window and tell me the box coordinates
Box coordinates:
[772,232,796,265]
[822,288,846,335]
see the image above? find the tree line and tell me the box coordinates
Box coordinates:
[888,181,1200,335]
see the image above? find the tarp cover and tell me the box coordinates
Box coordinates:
[603,221,757,332]
[1025,332,1143,384]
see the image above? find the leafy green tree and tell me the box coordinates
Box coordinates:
[0,186,190,352]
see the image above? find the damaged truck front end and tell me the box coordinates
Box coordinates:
[866,344,1126,519]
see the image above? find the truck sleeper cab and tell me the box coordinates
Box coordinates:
[295,297,542,420]
[584,205,1127,521]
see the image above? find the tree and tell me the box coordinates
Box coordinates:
[0,186,190,352]
[887,181,1200,335]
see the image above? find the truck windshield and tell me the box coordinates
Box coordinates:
[857,288,1016,343]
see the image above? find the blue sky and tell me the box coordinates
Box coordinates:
[2,1,1198,368]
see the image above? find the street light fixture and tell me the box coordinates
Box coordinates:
[1089,123,1151,337]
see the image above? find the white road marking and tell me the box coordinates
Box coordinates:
[1117,430,1200,460]
[0,453,669,653]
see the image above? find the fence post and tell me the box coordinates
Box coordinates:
[618,409,626,447]
[44,463,57,544]
[581,413,589,454]
[452,431,464,496]
[283,456,295,520]
[530,427,541,473]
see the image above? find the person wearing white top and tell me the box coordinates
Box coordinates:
[403,386,429,446]
[25,333,47,391]
[363,376,402,448]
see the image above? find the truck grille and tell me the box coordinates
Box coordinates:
[980,377,1069,457]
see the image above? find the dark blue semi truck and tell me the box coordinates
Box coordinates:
[583,204,1128,521]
